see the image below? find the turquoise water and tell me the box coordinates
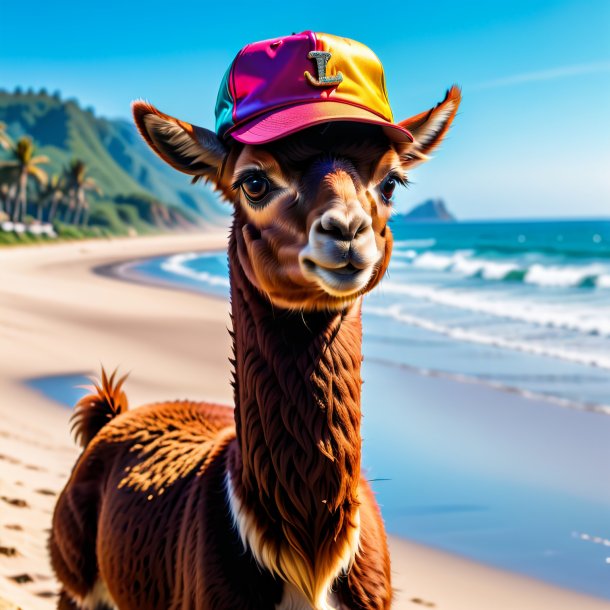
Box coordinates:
[133,218,610,410]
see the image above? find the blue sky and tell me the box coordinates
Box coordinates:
[1,0,608,218]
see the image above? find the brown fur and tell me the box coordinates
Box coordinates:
[50,264,391,609]
[51,88,459,609]
[226,230,390,607]
[51,398,283,608]
[71,369,128,448]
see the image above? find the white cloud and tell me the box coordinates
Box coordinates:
[472,60,610,90]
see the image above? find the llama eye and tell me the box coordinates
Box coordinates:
[241,175,270,204]
[380,177,397,202]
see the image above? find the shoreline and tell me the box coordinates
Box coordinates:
[109,252,610,417]
[0,233,608,609]
[120,253,610,415]
[94,255,228,302]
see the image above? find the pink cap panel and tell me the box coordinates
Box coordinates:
[231,31,321,125]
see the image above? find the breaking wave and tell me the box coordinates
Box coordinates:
[366,304,610,371]
[402,250,610,288]
[160,252,230,288]
[380,281,610,337]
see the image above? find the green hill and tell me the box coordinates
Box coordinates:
[0,89,228,226]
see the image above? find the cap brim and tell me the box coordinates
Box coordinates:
[226,101,413,145]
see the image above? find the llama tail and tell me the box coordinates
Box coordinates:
[70,368,129,448]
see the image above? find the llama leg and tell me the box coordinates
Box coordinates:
[81,579,119,610]
[57,585,119,610]
[50,486,101,607]
[57,589,80,609]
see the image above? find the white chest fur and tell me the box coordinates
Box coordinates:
[226,472,359,610]
[276,583,344,610]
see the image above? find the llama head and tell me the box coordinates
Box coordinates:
[134,32,461,311]
[133,86,460,310]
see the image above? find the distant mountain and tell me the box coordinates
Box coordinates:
[0,89,228,225]
[402,198,456,222]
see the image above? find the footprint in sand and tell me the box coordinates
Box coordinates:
[37,591,57,599]
[0,547,18,557]
[9,573,33,584]
[35,489,57,497]
[0,454,20,465]
[411,599,436,608]
[0,496,29,508]
[0,429,57,452]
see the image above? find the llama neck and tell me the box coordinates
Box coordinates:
[226,236,363,607]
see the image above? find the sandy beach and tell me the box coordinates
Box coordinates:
[0,233,608,610]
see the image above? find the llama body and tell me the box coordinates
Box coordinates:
[51,236,391,609]
[50,31,460,610]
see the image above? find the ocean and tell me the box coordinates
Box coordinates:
[122,218,610,599]
[135,217,610,412]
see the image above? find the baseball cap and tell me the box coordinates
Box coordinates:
[215,31,413,145]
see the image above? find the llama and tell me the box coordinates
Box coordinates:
[50,32,460,610]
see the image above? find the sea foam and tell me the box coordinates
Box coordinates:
[380,281,610,337]
[160,252,230,288]
[399,249,610,288]
[366,304,610,371]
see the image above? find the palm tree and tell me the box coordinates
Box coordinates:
[64,160,101,225]
[0,125,15,217]
[0,137,48,222]
[0,168,17,217]
[0,122,12,150]
[37,174,65,222]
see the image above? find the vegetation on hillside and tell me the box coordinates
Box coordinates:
[0,88,227,244]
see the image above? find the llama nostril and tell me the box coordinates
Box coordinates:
[354,214,372,237]
[354,220,369,237]
[319,214,351,240]
[318,209,372,242]
[324,224,347,240]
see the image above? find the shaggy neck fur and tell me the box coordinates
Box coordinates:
[226,230,363,609]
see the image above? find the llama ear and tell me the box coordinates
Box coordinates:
[132,101,227,183]
[396,85,461,169]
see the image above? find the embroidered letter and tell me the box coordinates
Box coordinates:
[304,51,343,87]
